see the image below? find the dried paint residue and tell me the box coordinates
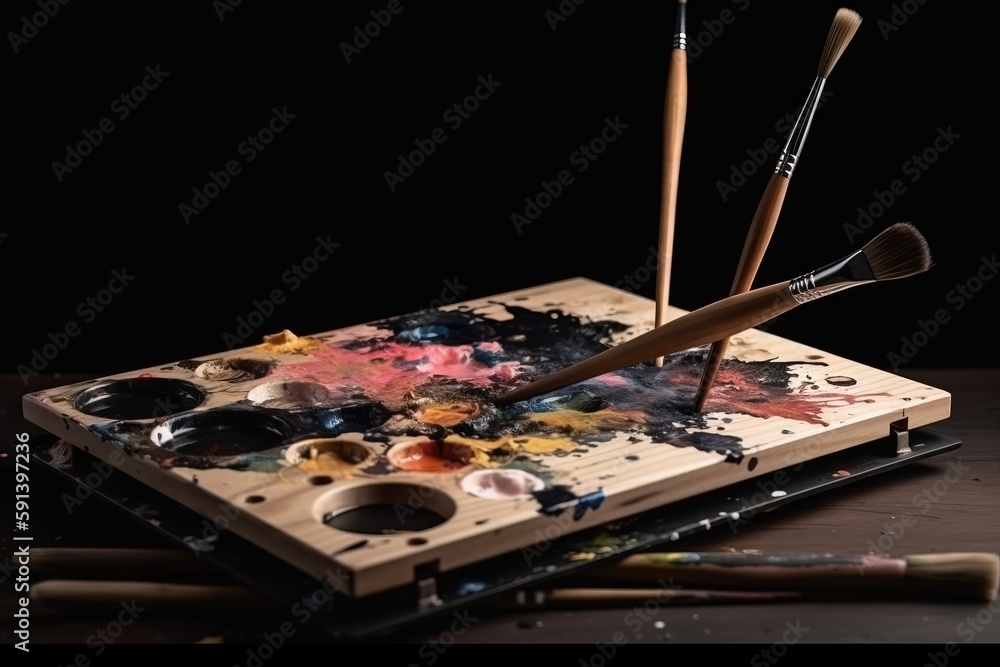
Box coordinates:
[258,329,323,355]
[91,302,877,481]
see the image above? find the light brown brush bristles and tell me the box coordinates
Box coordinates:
[818,8,862,78]
[862,222,933,280]
[904,553,1000,601]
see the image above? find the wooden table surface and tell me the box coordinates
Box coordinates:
[2,369,998,661]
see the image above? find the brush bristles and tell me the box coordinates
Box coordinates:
[904,553,1000,601]
[818,8,862,78]
[861,222,932,281]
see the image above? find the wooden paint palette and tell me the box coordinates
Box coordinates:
[23,278,952,600]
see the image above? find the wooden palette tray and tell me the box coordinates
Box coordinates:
[22,277,952,600]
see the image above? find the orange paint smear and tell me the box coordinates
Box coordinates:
[386,439,474,473]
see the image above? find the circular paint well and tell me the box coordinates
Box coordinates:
[460,468,545,500]
[247,381,330,408]
[315,482,456,535]
[194,357,273,383]
[285,437,374,473]
[150,409,292,457]
[386,438,474,473]
[74,378,206,420]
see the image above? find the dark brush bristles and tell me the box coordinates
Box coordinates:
[904,553,1000,601]
[818,8,862,78]
[861,222,933,281]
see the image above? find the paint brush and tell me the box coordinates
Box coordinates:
[29,548,997,616]
[583,551,1000,601]
[653,0,689,367]
[691,7,862,412]
[32,547,225,581]
[31,579,276,615]
[494,222,931,405]
[507,587,801,608]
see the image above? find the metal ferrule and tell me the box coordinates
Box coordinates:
[788,248,877,304]
[673,3,687,49]
[774,76,826,178]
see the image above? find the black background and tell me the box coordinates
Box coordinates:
[5,0,995,386]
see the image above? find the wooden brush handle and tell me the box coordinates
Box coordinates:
[32,547,225,581]
[499,281,798,403]
[520,587,801,607]
[731,162,790,294]
[31,579,274,613]
[693,172,790,408]
[654,47,688,336]
[592,552,910,590]
[693,338,728,412]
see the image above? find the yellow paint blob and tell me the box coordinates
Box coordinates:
[527,409,647,434]
[258,329,323,355]
[416,401,481,427]
[443,433,578,467]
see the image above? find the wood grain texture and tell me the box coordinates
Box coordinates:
[21,278,951,599]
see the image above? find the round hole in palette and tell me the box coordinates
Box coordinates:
[316,482,457,535]
[285,437,375,472]
[247,380,330,408]
[385,438,474,473]
[150,409,293,457]
[73,378,206,420]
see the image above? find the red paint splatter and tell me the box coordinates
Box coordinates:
[679,364,888,426]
